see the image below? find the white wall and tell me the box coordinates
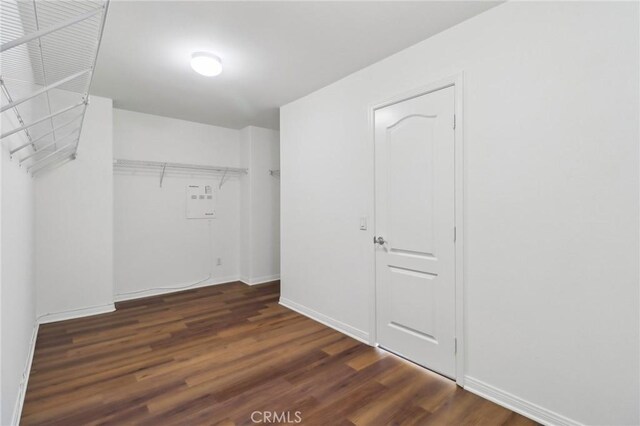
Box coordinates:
[1,111,3,426]
[35,95,114,321]
[240,126,280,284]
[240,127,251,282]
[113,109,242,299]
[280,2,639,425]
[1,104,36,426]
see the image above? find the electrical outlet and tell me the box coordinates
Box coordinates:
[217,257,222,266]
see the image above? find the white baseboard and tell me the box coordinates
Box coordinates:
[114,275,240,302]
[11,321,39,426]
[38,303,116,324]
[279,297,370,344]
[464,376,582,426]
[240,274,280,286]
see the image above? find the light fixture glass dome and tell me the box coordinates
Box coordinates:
[190,52,222,77]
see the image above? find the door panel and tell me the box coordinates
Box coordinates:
[388,266,437,342]
[387,115,435,256]
[375,86,456,378]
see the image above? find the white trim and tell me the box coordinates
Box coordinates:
[38,303,115,324]
[11,321,39,426]
[368,72,466,385]
[114,275,241,302]
[464,376,583,426]
[279,297,370,344]
[452,73,465,387]
[240,274,280,286]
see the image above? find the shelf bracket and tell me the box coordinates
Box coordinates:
[219,167,229,189]
[159,162,167,187]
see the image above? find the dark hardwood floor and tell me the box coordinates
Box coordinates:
[22,281,537,425]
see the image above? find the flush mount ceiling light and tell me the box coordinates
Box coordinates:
[190,52,222,77]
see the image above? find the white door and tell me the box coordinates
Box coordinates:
[374,86,456,378]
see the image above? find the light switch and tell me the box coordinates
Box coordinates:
[360,217,367,231]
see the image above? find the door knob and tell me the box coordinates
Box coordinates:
[374,236,386,245]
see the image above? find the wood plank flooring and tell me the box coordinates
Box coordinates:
[22,281,537,425]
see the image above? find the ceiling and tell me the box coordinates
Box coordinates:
[91,1,500,130]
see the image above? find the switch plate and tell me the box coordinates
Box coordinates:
[359,217,367,231]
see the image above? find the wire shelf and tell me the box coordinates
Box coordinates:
[1,0,109,175]
[113,159,249,188]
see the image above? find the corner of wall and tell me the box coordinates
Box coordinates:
[34,94,114,319]
[239,126,280,284]
[1,106,37,426]
[239,126,253,281]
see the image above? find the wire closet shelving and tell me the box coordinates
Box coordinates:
[113,159,249,189]
[0,0,109,175]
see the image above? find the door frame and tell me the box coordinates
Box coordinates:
[368,72,465,386]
